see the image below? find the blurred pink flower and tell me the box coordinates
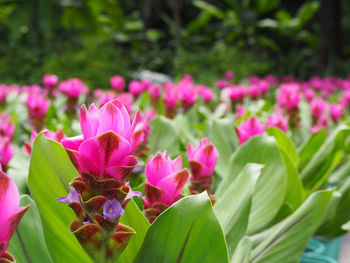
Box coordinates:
[0,138,14,168]
[235,116,265,145]
[42,74,59,88]
[310,98,327,119]
[0,113,15,139]
[110,75,125,92]
[24,129,66,155]
[25,93,50,119]
[330,103,344,122]
[266,112,288,132]
[129,80,145,97]
[59,78,89,99]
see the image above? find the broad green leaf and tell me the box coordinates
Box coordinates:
[207,117,238,177]
[266,127,298,165]
[214,164,262,256]
[301,126,350,193]
[134,192,229,263]
[317,177,350,238]
[118,201,150,263]
[149,116,179,154]
[230,237,252,263]
[329,160,350,183]
[173,114,199,145]
[251,190,333,263]
[295,0,320,26]
[193,0,225,18]
[7,149,29,194]
[8,195,53,263]
[216,136,287,234]
[28,134,92,263]
[298,128,326,171]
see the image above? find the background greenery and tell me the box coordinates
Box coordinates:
[0,0,349,87]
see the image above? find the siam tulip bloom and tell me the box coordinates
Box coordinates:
[25,93,50,119]
[235,116,265,145]
[197,85,213,104]
[148,84,162,99]
[42,74,59,88]
[179,83,197,109]
[141,79,152,90]
[164,83,178,118]
[61,99,140,180]
[0,84,9,104]
[329,103,344,123]
[310,98,328,119]
[229,85,246,105]
[143,152,190,222]
[248,83,261,99]
[247,76,260,84]
[110,75,125,92]
[97,91,117,108]
[24,129,66,155]
[117,92,134,113]
[235,105,245,120]
[311,114,329,134]
[216,79,228,90]
[0,168,29,260]
[187,138,218,195]
[309,76,323,91]
[0,137,13,170]
[259,80,269,96]
[0,112,15,139]
[264,75,279,85]
[266,112,289,132]
[59,78,89,99]
[224,71,234,81]
[129,80,145,97]
[303,88,315,102]
[276,84,300,111]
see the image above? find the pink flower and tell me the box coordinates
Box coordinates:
[25,93,50,119]
[179,83,197,109]
[229,85,246,103]
[144,152,190,207]
[216,80,228,90]
[197,85,213,103]
[97,91,117,108]
[224,71,234,80]
[129,81,145,96]
[235,116,265,145]
[61,99,140,180]
[266,112,288,132]
[24,129,66,155]
[59,78,89,99]
[311,114,329,133]
[276,84,300,111]
[164,85,178,110]
[134,109,156,144]
[148,84,162,99]
[110,75,125,92]
[330,103,344,122]
[303,88,315,102]
[187,138,218,179]
[235,105,245,120]
[310,98,327,118]
[0,138,14,168]
[0,168,29,257]
[117,93,134,113]
[42,74,59,88]
[248,84,261,99]
[0,113,15,139]
[0,84,9,104]
[141,79,152,90]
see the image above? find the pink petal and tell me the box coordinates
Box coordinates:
[97,102,126,137]
[61,135,84,151]
[80,104,100,139]
[145,153,174,186]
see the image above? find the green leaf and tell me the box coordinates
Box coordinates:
[230,237,252,263]
[8,195,53,263]
[298,129,326,171]
[193,0,225,19]
[134,192,229,263]
[266,127,299,165]
[118,201,150,263]
[214,164,262,256]
[216,136,287,234]
[28,134,92,263]
[207,117,238,177]
[295,0,320,27]
[148,116,179,155]
[251,190,333,263]
[301,126,350,193]
[7,150,29,194]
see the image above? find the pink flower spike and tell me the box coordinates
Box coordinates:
[310,98,328,119]
[187,138,218,179]
[0,138,14,168]
[330,103,344,122]
[0,170,29,257]
[0,112,15,139]
[235,116,265,145]
[110,75,125,92]
[42,74,59,88]
[266,112,289,132]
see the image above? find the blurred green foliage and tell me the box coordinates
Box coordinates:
[0,0,349,86]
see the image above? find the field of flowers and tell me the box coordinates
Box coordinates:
[1,72,350,263]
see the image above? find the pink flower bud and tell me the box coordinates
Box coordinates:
[266,112,288,132]
[59,78,89,99]
[129,81,145,96]
[276,84,300,111]
[148,84,162,99]
[25,93,50,119]
[235,116,265,145]
[310,98,327,119]
[216,80,228,90]
[0,138,14,168]
[229,85,246,103]
[330,103,344,122]
[187,138,218,179]
[110,75,125,92]
[0,113,15,139]
[144,152,190,207]
[197,85,213,103]
[0,168,29,257]
[42,74,59,88]
[224,70,234,80]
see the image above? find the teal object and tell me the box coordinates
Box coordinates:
[300,253,338,263]
[319,237,343,260]
[305,239,325,254]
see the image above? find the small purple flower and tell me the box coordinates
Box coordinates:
[57,187,80,204]
[103,199,125,221]
[125,182,142,201]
